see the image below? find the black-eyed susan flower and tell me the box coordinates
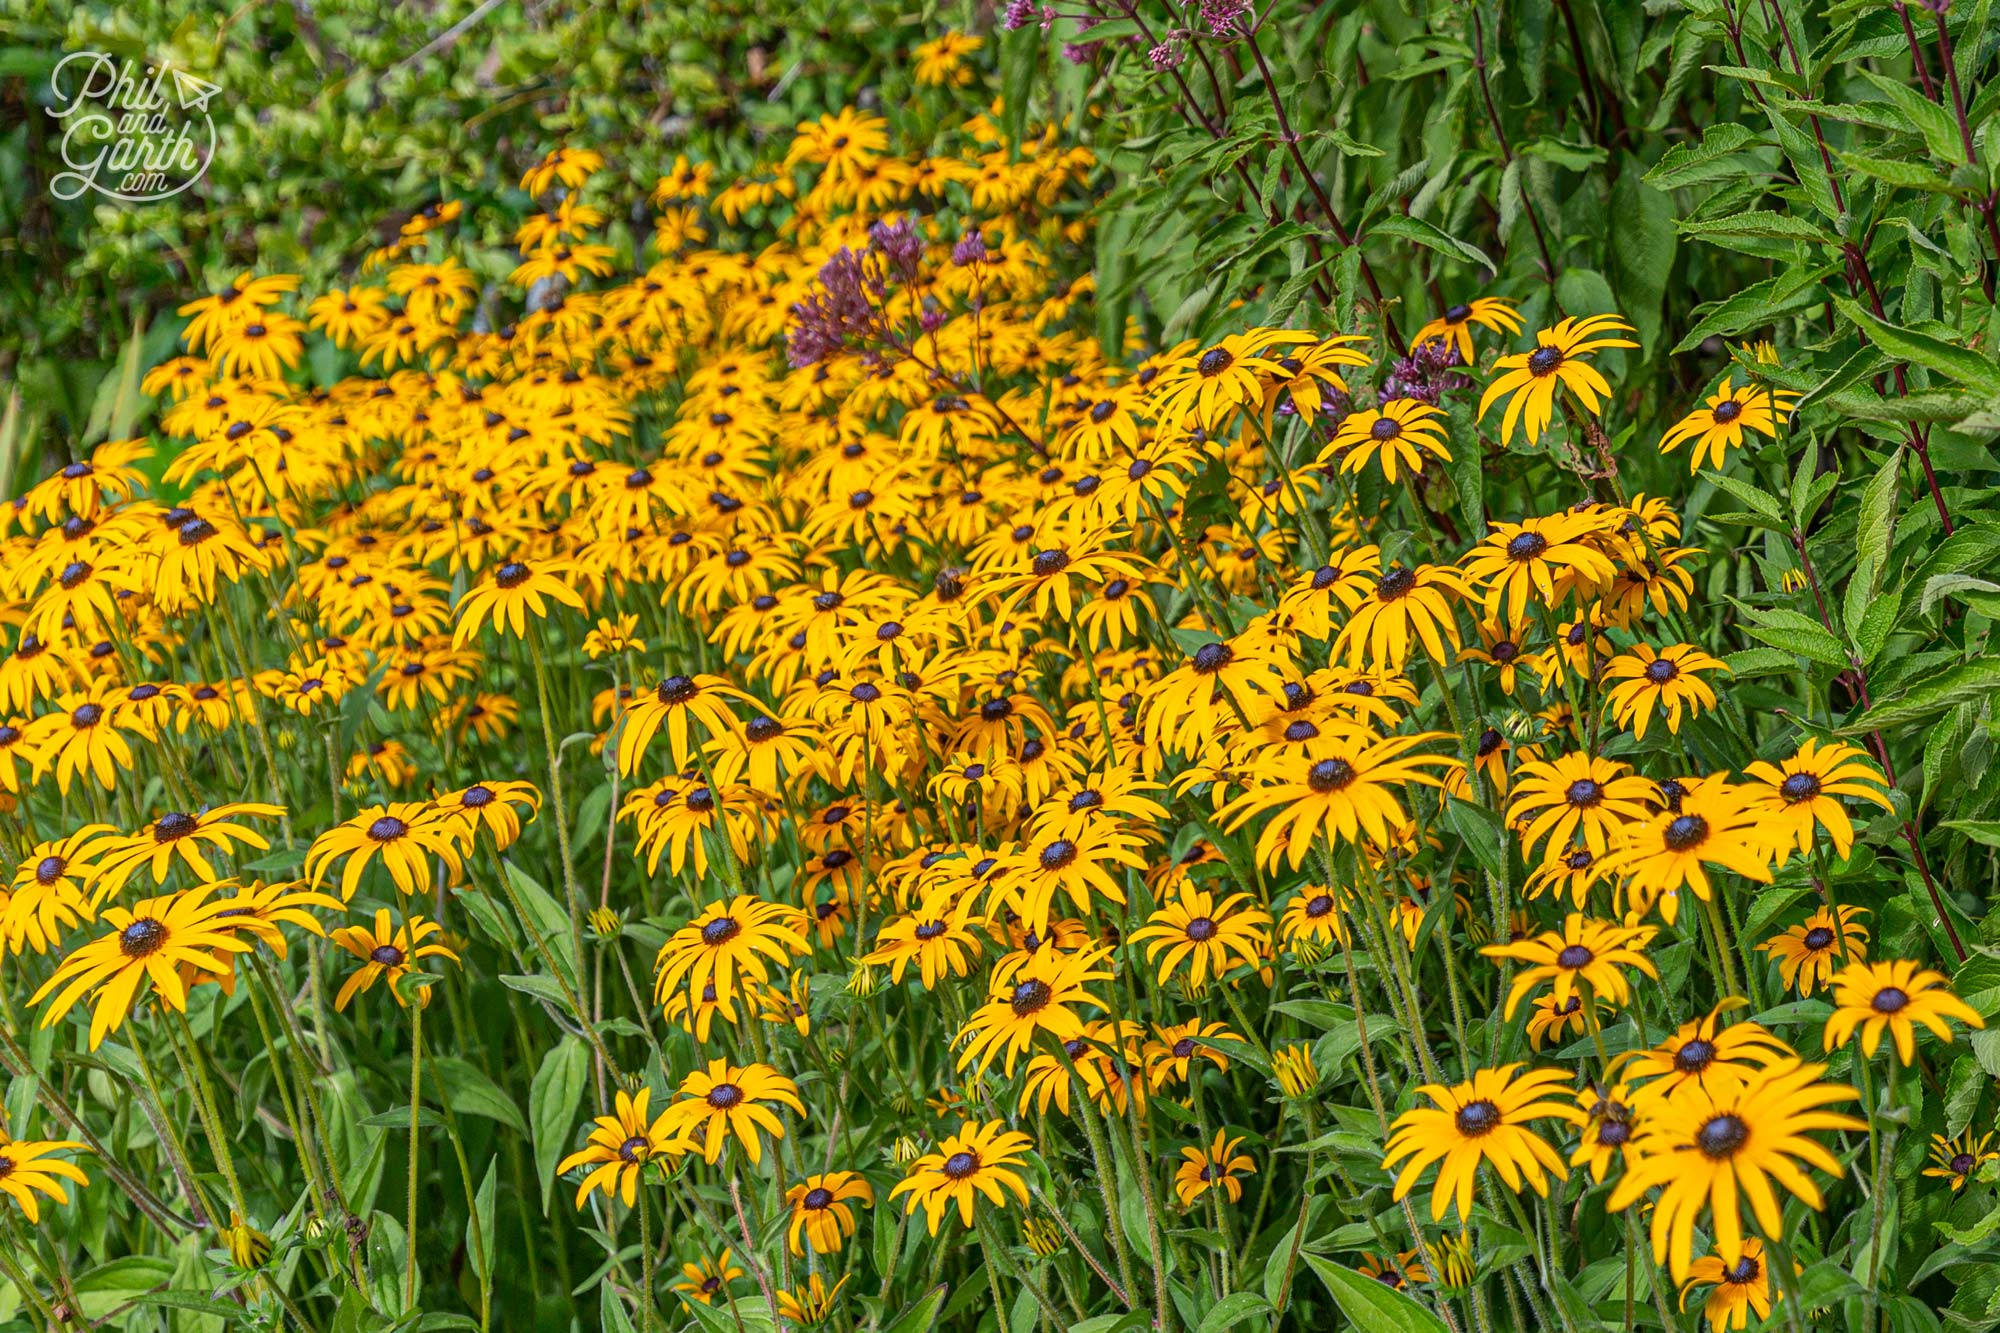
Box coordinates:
[995,822,1147,934]
[306,803,466,900]
[1477,313,1638,446]
[863,890,985,988]
[450,559,587,645]
[1221,733,1455,869]
[1412,296,1523,362]
[1823,959,1984,1064]
[661,1058,804,1165]
[1482,912,1659,1019]
[1615,1006,1794,1107]
[31,883,252,1048]
[671,1251,744,1307]
[1659,382,1791,473]
[1507,752,1658,861]
[1924,1131,1998,1192]
[1741,739,1892,864]
[774,1272,850,1327]
[1357,1251,1430,1290]
[889,1119,1034,1234]
[652,895,808,1011]
[1678,1239,1784,1332]
[1569,1082,1639,1182]
[1757,905,1868,996]
[1608,1058,1860,1281]
[87,802,285,901]
[1382,1064,1583,1222]
[433,780,541,852]
[1173,1130,1256,1205]
[0,1134,89,1223]
[1130,884,1270,989]
[1322,399,1451,482]
[956,945,1113,1077]
[329,909,458,1010]
[1459,512,1620,624]
[783,1171,874,1255]
[1332,564,1471,671]
[275,657,349,716]
[617,673,758,776]
[1603,779,1775,925]
[556,1088,687,1209]
[1601,643,1727,739]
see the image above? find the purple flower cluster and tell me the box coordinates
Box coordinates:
[1379,339,1471,406]
[952,230,989,267]
[1198,0,1249,37]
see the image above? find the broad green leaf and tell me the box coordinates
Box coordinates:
[1304,1252,1452,1333]
[1834,298,2000,395]
[1842,658,2000,733]
[529,1036,590,1214]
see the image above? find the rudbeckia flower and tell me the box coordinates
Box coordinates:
[556,1088,688,1209]
[889,1119,1035,1233]
[1601,643,1728,739]
[1411,295,1524,362]
[1823,958,1984,1063]
[450,559,587,645]
[1659,381,1792,472]
[1382,1063,1583,1223]
[661,1058,805,1165]
[1173,1130,1256,1205]
[783,1171,874,1255]
[305,803,467,900]
[329,909,459,1010]
[31,883,253,1048]
[1608,1059,1860,1281]
[1477,313,1638,446]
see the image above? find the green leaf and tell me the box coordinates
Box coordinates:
[430,1057,528,1135]
[468,1158,497,1286]
[1834,297,2000,394]
[1610,159,1677,351]
[1677,210,1835,245]
[1365,215,1494,272]
[1858,69,1969,164]
[1672,266,1827,352]
[1737,608,1851,669]
[1842,658,2000,733]
[1303,1252,1452,1333]
[1643,122,1761,189]
[529,1036,590,1214]
[1196,1292,1274,1332]
[883,1284,950,1333]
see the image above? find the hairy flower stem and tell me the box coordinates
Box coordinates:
[638,1188,655,1333]
[525,629,591,989]
[168,1011,251,1220]
[405,995,424,1311]
[977,1211,1066,1324]
[1047,1035,1140,1307]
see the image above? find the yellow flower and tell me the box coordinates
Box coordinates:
[329,909,459,1010]
[1757,905,1868,996]
[30,883,252,1048]
[889,1119,1034,1234]
[1382,1063,1583,1223]
[305,803,466,901]
[1608,1059,1860,1281]
[1660,381,1792,472]
[1480,912,1658,1019]
[783,1171,874,1255]
[0,1134,89,1223]
[1173,1129,1256,1205]
[1272,1042,1319,1098]
[555,1088,687,1209]
[1823,958,1984,1063]
[450,559,587,645]
[1130,883,1271,989]
[660,1059,804,1166]
[1600,643,1728,740]
[1477,313,1638,446]
[1411,295,1523,362]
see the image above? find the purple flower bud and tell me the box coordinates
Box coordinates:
[1199,0,1249,37]
[1001,0,1036,29]
[1147,40,1185,70]
[952,231,989,266]
[920,306,948,333]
